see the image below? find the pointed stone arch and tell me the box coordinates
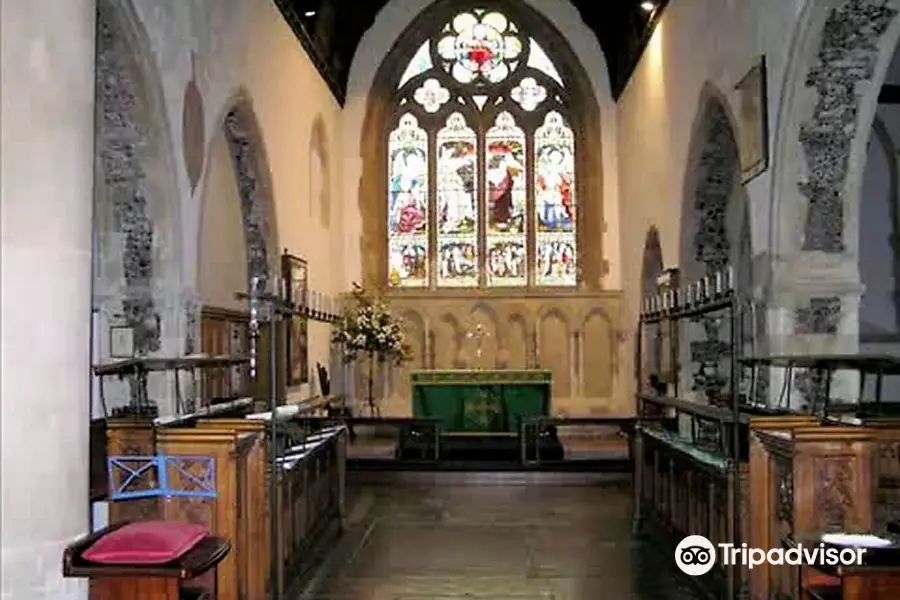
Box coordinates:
[93,0,182,363]
[217,90,280,295]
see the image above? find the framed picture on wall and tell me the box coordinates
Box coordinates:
[735,56,769,183]
[282,252,309,386]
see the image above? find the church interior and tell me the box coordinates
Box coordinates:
[9,0,900,598]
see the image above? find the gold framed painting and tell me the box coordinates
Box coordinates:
[282,252,309,386]
[735,56,769,183]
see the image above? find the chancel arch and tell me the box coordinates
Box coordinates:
[93,0,182,414]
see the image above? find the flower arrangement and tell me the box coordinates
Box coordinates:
[330,284,410,413]
[331,283,410,364]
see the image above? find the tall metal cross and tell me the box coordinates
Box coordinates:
[466,323,491,363]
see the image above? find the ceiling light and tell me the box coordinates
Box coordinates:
[304,10,316,17]
[640,1,655,11]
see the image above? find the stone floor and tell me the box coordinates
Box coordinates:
[298,476,702,600]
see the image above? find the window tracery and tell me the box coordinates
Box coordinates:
[387,7,577,289]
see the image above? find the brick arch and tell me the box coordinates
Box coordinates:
[94,0,182,356]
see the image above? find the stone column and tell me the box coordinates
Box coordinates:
[768,253,864,410]
[1,1,95,599]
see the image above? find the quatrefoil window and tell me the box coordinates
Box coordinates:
[511,77,547,111]
[414,78,450,113]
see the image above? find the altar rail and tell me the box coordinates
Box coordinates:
[289,415,645,471]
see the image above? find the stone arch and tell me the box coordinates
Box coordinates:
[767,0,900,406]
[770,0,900,262]
[538,308,571,396]
[860,114,900,338]
[310,115,331,228]
[93,0,182,363]
[355,0,606,291]
[640,226,664,297]
[216,90,280,294]
[678,86,747,402]
[582,307,614,399]
[679,85,746,281]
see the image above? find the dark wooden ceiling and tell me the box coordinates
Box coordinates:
[275,0,668,105]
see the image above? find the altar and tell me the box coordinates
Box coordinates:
[410,369,552,433]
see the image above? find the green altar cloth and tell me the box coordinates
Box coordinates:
[411,370,552,433]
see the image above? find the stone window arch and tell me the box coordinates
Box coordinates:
[359,0,604,292]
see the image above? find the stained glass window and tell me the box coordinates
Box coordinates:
[437,113,479,287]
[486,112,527,286]
[398,41,432,89]
[387,8,577,289]
[534,112,576,286]
[388,114,429,288]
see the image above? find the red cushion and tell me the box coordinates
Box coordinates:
[83,521,208,565]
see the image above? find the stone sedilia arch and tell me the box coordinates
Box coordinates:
[357,0,605,292]
[93,0,183,411]
[770,0,900,407]
[677,87,754,404]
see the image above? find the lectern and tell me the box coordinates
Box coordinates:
[62,522,230,600]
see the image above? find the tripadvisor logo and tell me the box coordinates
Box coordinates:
[674,535,866,576]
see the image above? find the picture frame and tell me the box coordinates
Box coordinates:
[735,56,769,183]
[282,252,309,386]
[109,325,134,359]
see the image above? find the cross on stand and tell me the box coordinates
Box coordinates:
[466,323,491,366]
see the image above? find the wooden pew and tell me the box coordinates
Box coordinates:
[194,419,269,600]
[750,423,876,599]
[848,417,900,530]
[271,425,347,596]
[155,426,258,600]
[105,418,157,524]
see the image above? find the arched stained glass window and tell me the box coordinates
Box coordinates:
[386,7,577,289]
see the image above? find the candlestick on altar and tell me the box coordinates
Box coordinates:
[726,265,734,291]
